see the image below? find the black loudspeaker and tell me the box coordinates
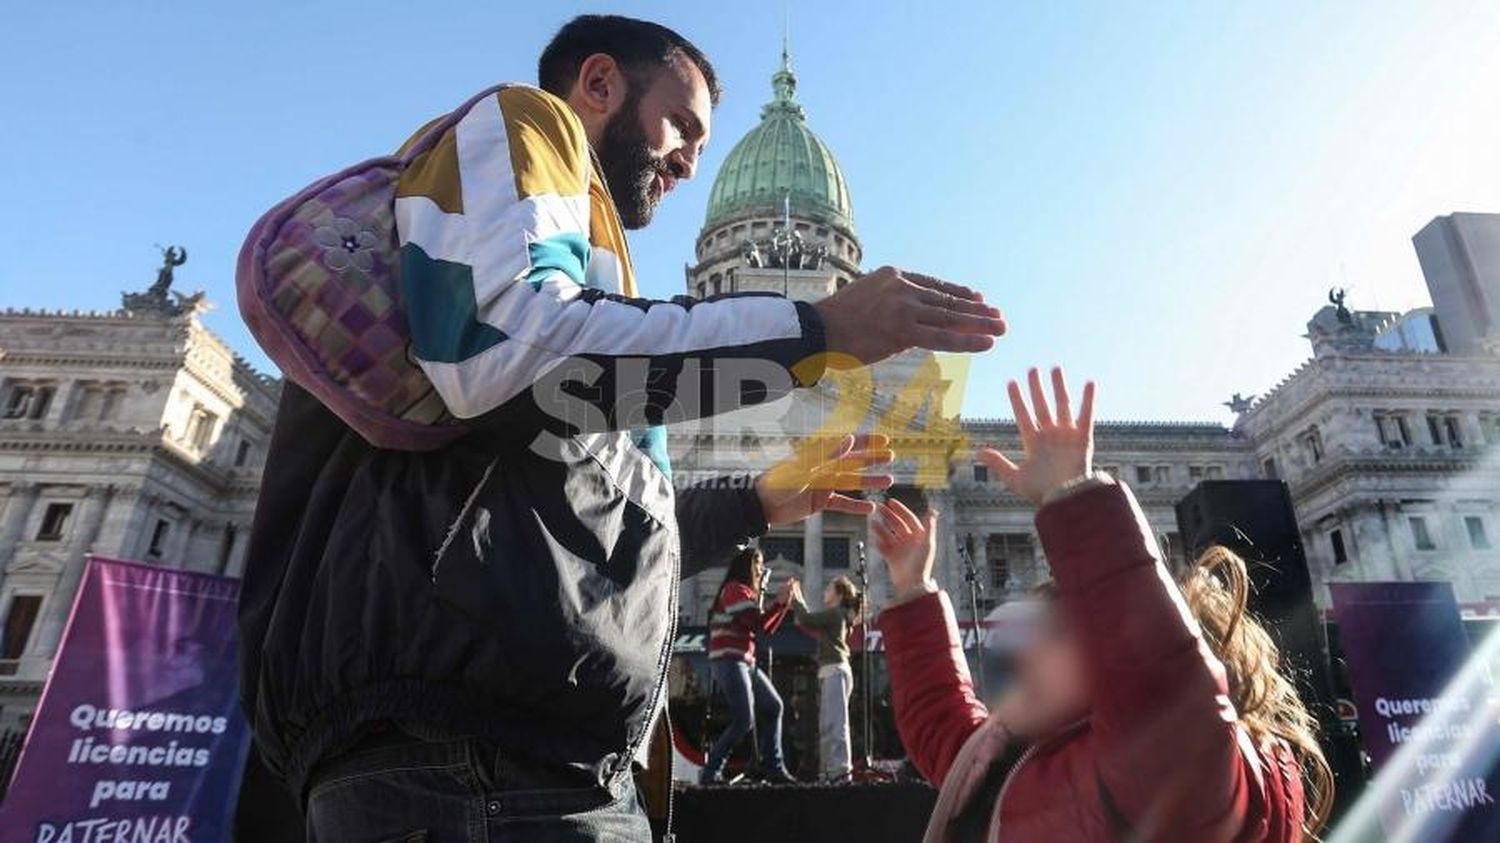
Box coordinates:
[1175,480,1366,821]
[1175,480,1313,622]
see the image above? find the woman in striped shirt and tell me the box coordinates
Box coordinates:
[701,547,798,784]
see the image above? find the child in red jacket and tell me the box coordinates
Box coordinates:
[873,367,1332,842]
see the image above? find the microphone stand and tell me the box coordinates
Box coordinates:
[959,534,987,693]
[852,541,893,783]
[749,570,771,776]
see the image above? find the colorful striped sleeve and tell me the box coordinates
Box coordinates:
[394,85,826,432]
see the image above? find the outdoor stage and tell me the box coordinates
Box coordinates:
[671,780,938,842]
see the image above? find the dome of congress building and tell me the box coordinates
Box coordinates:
[703,49,854,235]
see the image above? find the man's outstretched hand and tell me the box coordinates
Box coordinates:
[755,434,895,526]
[814,266,1006,365]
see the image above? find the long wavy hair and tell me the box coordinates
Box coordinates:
[1037,545,1333,838]
[1180,546,1333,838]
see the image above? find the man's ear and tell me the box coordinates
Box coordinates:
[572,53,628,122]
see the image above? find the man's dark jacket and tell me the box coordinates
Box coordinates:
[239,299,825,797]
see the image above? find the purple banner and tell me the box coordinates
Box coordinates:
[1330,581,1500,840]
[0,558,250,843]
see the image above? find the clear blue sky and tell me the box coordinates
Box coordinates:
[4,1,1500,422]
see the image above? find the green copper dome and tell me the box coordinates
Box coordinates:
[704,52,853,232]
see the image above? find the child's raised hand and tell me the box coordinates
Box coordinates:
[977,367,1096,507]
[872,499,938,600]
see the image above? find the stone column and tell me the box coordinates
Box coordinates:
[171,517,201,570]
[221,523,248,578]
[92,487,142,560]
[125,494,158,560]
[802,512,824,597]
[34,485,113,658]
[0,482,40,592]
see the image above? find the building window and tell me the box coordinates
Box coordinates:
[1300,427,1324,463]
[1444,417,1464,449]
[1480,414,1500,445]
[1188,465,1224,483]
[972,464,988,483]
[35,503,74,541]
[70,382,122,423]
[1376,413,1412,449]
[987,533,1034,593]
[234,440,253,467]
[1330,529,1349,565]
[1466,516,1491,550]
[148,519,172,558]
[1262,458,1278,479]
[0,594,44,674]
[759,536,803,566]
[1153,465,1171,484]
[1426,414,1444,446]
[3,382,54,420]
[1096,465,1121,482]
[3,385,33,419]
[1135,466,1153,485]
[823,536,851,569]
[186,406,218,452]
[1409,517,1437,551]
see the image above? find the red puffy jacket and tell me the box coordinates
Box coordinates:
[879,482,1306,842]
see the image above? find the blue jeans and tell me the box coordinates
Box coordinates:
[305,733,650,841]
[704,658,784,775]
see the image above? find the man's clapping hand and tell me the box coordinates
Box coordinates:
[814,266,1005,365]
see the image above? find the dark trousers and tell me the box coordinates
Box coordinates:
[703,658,785,775]
[304,734,651,842]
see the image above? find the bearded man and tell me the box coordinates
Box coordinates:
[239,14,1005,841]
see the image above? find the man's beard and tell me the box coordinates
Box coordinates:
[598,96,667,230]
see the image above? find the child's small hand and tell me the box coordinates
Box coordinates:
[977,367,1096,507]
[872,499,938,601]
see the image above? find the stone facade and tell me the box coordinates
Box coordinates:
[0,303,278,732]
[1235,303,1500,608]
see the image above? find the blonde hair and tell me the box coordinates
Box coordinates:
[1178,546,1334,839]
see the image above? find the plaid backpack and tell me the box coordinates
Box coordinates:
[236,84,506,450]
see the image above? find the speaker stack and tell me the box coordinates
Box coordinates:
[1175,480,1367,821]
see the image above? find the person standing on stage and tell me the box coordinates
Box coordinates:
[702,548,798,784]
[793,575,862,781]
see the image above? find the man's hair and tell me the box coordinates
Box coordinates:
[539,15,721,106]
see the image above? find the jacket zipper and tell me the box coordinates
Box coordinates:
[429,458,498,583]
[989,718,1087,839]
[614,535,680,809]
